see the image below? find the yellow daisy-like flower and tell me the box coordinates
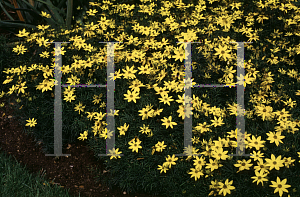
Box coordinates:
[266,131,285,146]
[25,118,37,127]
[77,130,88,141]
[124,90,141,103]
[40,11,51,18]
[218,179,236,196]
[107,148,122,160]
[188,166,204,181]
[74,101,86,115]
[37,24,50,31]
[269,177,291,197]
[214,44,231,61]
[157,163,169,174]
[15,28,29,37]
[265,154,284,171]
[164,154,178,168]
[12,44,27,55]
[172,46,189,62]
[234,159,253,172]
[161,116,177,129]
[251,170,268,186]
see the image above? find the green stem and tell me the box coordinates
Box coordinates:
[66,0,73,30]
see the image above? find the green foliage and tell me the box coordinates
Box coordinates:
[0,148,74,197]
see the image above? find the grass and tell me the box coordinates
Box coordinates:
[0,148,74,197]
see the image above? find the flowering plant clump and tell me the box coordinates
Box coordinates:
[2,0,300,196]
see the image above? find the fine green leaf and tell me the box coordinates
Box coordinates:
[66,0,73,30]
[21,0,60,30]
[35,0,65,26]
[0,20,37,29]
[0,2,15,21]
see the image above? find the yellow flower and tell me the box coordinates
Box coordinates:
[253,158,270,174]
[107,148,122,160]
[122,65,138,79]
[138,107,153,120]
[128,138,142,153]
[73,37,86,50]
[25,118,37,127]
[211,147,229,161]
[157,163,169,174]
[117,123,129,136]
[193,156,206,170]
[53,46,66,56]
[250,150,265,161]
[40,11,51,18]
[99,128,114,140]
[15,28,29,37]
[139,124,151,134]
[74,101,86,115]
[234,159,253,172]
[164,154,178,168]
[282,98,296,108]
[255,104,273,121]
[188,166,204,181]
[37,24,50,31]
[251,170,268,186]
[16,82,27,94]
[155,141,167,152]
[172,46,189,62]
[214,44,231,61]
[266,131,285,146]
[205,158,222,172]
[229,2,242,9]
[77,130,88,141]
[237,73,255,87]
[216,14,234,29]
[161,116,177,129]
[86,9,98,16]
[39,51,50,58]
[210,116,225,127]
[269,177,291,197]
[218,179,235,196]
[247,135,266,150]
[63,92,76,103]
[158,94,174,106]
[35,79,53,93]
[283,157,295,168]
[36,37,50,47]
[12,44,27,55]
[256,15,269,24]
[265,154,284,171]
[124,90,140,103]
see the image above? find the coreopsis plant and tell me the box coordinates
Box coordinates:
[2,0,300,196]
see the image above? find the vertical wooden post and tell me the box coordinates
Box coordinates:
[11,0,25,21]
[28,0,34,7]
